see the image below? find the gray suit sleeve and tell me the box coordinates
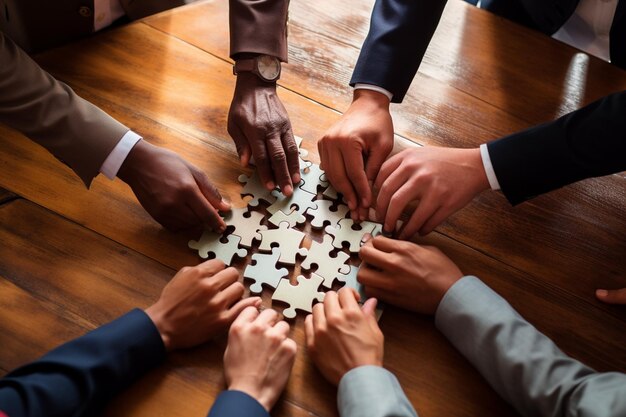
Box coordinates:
[0,32,129,187]
[435,276,626,417]
[337,365,418,417]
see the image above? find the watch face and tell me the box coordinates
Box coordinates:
[257,55,281,81]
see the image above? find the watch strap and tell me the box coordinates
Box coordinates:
[233,58,257,76]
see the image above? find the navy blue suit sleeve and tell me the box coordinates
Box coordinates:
[207,390,270,417]
[350,0,447,103]
[0,309,166,417]
[487,90,626,205]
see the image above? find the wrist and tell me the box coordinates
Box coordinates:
[235,71,277,89]
[228,381,272,411]
[144,304,173,352]
[465,148,491,194]
[352,88,390,110]
[117,139,152,183]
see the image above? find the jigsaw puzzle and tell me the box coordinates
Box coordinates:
[272,274,326,319]
[239,171,277,207]
[187,136,386,318]
[244,247,289,294]
[325,218,382,253]
[188,232,248,265]
[301,235,350,288]
[256,221,308,265]
[224,207,267,247]
[305,199,349,229]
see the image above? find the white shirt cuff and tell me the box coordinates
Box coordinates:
[100,131,142,180]
[479,143,501,191]
[354,83,393,101]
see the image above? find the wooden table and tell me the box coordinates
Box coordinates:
[1,1,625,416]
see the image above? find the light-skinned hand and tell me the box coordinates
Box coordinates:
[596,287,626,305]
[144,259,261,351]
[358,236,463,315]
[224,307,297,411]
[118,140,230,232]
[305,288,383,386]
[374,146,490,238]
[228,72,300,196]
[318,89,394,221]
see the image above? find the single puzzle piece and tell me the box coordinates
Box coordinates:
[301,235,350,288]
[244,247,289,294]
[324,218,378,253]
[267,208,307,227]
[341,264,367,301]
[267,187,317,216]
[305,199,349,229]
[359,220,383,240]
[188,232,248,265]
[238,172,276,207]
[299,163,329,195]
[295,135,309,160]
[223,207,267,247]
[255,222,308,265]
[272,274,325,319]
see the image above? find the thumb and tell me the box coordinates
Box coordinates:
[224,296,263,323]
[361,297,379,318]
[228,121,252,167]
[595,288,626,305]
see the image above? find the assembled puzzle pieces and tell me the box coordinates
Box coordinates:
[239,171,277,207]
[272,274,325,319]
[244,247,289,294]
[255,221,308,265]
[301,235,350,288]
[325,218,382,253]
[224,207,266,248]
[267,187,317,217]
[299,163,328,195]
[188,232,248,265]
[305,199,349,229]
[267,208,306,227]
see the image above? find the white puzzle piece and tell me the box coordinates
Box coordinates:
[238,172,277,207]
[255,222,308,265]
[325,218,379,253]
[267,187,317,216]
[224,207,267,248]
[244,247,289,294]
[305,199,349,229]
[188,232,248,265]
[267,208,306,227]
[300,235,350,288]
[272,274,325,319]
[299,163,328,194]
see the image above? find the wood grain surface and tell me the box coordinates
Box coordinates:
[0,1,624,416]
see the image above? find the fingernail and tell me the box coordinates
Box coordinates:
[284,184,293,196]
[266,181,275,190]
[596,289,608,297]
[221,198,231,208]
[293,173,301,183]
[254,297,263,307]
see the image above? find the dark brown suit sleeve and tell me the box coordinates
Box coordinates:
[0,33,129,187]
[229,0,289,62]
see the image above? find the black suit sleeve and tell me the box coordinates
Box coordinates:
[487,90,626,205]
[207,390,270,417]
[0,309,166,417]
[350,0,448,103]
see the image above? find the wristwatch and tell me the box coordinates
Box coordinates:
[233,55,281,82]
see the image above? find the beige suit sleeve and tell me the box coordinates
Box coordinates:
[0,33,129,187]
[229,0,289,62]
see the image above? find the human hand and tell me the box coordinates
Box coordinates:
[596,287,626,305]
[117,140,230,232]
[224,307,297,411]
[304,288,383,386]
[318,89,394,221]
[228,72,300,196]
[375,146,490,238]
[358,236,463,315]
[144,259,261,351]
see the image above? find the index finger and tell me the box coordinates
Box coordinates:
[232,305,260,327]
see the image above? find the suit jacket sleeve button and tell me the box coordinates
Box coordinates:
[78,6,92,17]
